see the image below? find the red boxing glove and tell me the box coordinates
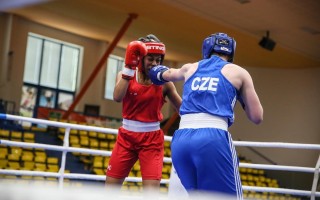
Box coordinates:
[125,41,147,67]
[122,41,147,80]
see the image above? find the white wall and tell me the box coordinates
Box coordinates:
[230,66,320,168]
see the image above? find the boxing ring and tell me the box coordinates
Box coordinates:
[0,114,319,199]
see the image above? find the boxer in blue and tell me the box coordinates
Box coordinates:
[149,33,263,199]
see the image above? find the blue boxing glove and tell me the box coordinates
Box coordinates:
[149,65,169,85]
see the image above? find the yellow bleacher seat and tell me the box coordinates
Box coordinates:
[99,141,108,150]
[127,171,135,177]
[8,153,20,161]
[80,136,89,147]
[11,131,22,140]
[10,147,23,156]
[162,164,171,173]
[7,161,20,170]
[70,136,79,145]
[248,181,255,186]
[103,159,110,169]
[35,154,47,163]
[136,171,141,177]
[253,176,259,182]
[164,148,171,156]
[23,132,35,141]
[93,168,105,175]
[252,169,259,174]
[254,193,262,199]
[240,174,247,181]
[35,150,46,156]
[0,129,10,138]
[106,134,116,140]
[0,147,8,159]
[88,131,97,138]
[162,174,169,179]
[47,157,58,165]
[109,141,115,149]
[255,181,263,187]
[133,163,140,171]
[34,163,47,171]
[241,181,248,186]
[79,130,88,136]
[98,133,107,140]
[22,161,35,170]
[21,153,34,162]
[0,159,8,169]
[259,175,266,182]
[239,167,247,173]
[47,164,59,172]
[246,168,253,174]
[0,153,6,160]
[70,129,78,135]
[90,139,99,149]
[164,141,170,148]
[93,160,103,168]
[94,156,103,162]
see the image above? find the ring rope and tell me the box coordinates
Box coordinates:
[0,114,319,197]
[0,169,170,184]
[242,186,320,197]
[0,114,118,135]
[2,113,320,150]
[239,163,315,173]
[234,141,320,150]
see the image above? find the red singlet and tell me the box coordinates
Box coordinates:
[106,77,166,180]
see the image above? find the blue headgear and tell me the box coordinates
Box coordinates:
[202,33,236,62]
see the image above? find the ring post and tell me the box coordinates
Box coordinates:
[311,155,320,200]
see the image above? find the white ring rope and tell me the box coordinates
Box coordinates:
[0,114,319,197]
[234,141,320,150]
[242,186,317,197]
[1,114,118,135]
[239,163,315,173]
[0,169,170,184]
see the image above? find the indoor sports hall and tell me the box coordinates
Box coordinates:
[0,0,319,199]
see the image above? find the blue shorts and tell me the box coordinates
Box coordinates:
[171,128,242,199]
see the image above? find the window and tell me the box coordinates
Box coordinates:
[105,55,124,100]
[20,33,83,118]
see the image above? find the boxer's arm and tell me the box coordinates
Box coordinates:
[239,68,263,124]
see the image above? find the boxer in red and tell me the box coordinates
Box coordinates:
[105,34,181,193]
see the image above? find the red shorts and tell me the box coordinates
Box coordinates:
[106,127,164,180]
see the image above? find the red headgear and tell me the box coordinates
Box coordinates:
[137,34,166,72]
